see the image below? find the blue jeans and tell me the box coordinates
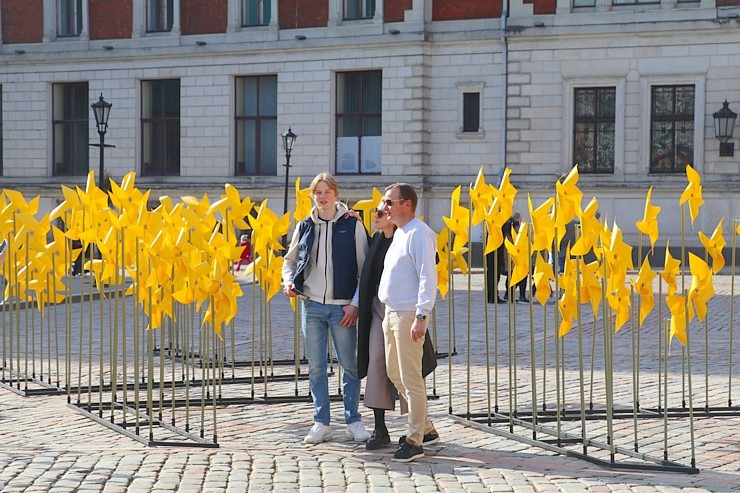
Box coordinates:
[302,299,361,426]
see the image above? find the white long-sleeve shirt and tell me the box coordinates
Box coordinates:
[378,217,437,316]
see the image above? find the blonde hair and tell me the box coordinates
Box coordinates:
[309,172,339,196]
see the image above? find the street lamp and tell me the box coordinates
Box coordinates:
[90,93,113,190]
[281,127,297,247]
[713,100,737,157]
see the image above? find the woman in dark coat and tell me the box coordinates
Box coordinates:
[357,204,398,450]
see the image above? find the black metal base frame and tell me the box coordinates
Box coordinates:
[452,411,700,474]
[69,401,219,448]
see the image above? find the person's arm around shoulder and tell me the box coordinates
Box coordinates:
[339,219,369,327]
[282,223,303,298]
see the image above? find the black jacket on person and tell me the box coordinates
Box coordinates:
[357,231,437,380]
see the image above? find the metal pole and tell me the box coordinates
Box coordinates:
[282,152,291,248]
[98,130,105,190]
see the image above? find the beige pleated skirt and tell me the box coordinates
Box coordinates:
[363,296,401,411]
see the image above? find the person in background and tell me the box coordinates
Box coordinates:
[235,233,252,271]
[282,172,370,445]
[378,183,439,463]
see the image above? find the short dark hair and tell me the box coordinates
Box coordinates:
[386,183,418,212]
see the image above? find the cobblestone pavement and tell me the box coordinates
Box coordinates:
[1,272,740,492]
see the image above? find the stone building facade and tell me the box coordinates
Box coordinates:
[2,0,740,248]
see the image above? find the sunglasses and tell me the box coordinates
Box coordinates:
[382,198,406,207]
[374,209,387,218]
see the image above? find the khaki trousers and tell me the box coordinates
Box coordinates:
[382,309,434,445]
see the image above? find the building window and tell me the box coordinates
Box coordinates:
[344,0,375,19]
[336,71,382,175]
[573,87,616,174]
[573,0,596,6]
[58,0,83,37]
[650,85,694,173]
[53,82,89,177]
[142,79,180,176]
[235,75,277,176]
[463,93,481,133]
[148,0,174,32]
[242,0,270,26]
[612,0,659,4]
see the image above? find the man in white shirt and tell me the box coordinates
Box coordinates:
[377,183,439,462]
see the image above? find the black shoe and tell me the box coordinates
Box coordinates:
[517,297,529,304]
[392,441,424,462]
[398,430,439,447]
[365,428,391,450]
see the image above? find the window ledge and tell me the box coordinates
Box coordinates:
[457,131,485,140]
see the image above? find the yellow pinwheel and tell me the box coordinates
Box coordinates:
[528,195,555,253]
[680,164,703,224]
[470,167,495,226]
[532,251,554,305]
[666,293,693,345]
[505,222,530,287]
[635,186,661,252]
[688,252,714,321]
[631,258,656,327]
[607,284,631,333]
[443,186,470,254]
[570,197,600,257]
[579,260,603,314]
[351,187,384,233]
[490,168,517,226]
[555,165,582,236]
[558,276,578,337]
[661,242,681,297]
[207,184,255,241]
[603,222,633,286]
[294,177,314,224]
[698,218,726,274]
[435,227,451,299]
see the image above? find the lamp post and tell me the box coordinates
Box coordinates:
[90,93,113,190]
[281,127,297,247]
[713,100,737,157]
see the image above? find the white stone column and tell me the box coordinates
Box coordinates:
[80,0,89,40]
[171,0,181,35]
[227,0,239,32]
[328,0,340,26]
[43,0,55,42]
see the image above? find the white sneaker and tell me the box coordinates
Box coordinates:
[304,422,332,444]
[346,421,371,442]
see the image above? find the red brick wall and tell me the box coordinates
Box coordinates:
[717,0,740,6]
[524,0,557,15]
[433,0,502,20]
[384,0,413,23]
[89,0,133,40]
[182,0,228,35]
[1,0,43,44]
[279,0,328,29]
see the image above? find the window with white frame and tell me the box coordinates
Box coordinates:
[142,79,180,176]
[573,87,616,174]
[235,75,277,176]
[336,71,382,175]
[242,0,270,26]
[650,85,695,173]
[58,0,83,37]
[457,82,484,136]
[53,82,89,177]
[344,0,375,19]
[148,0,174,32]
